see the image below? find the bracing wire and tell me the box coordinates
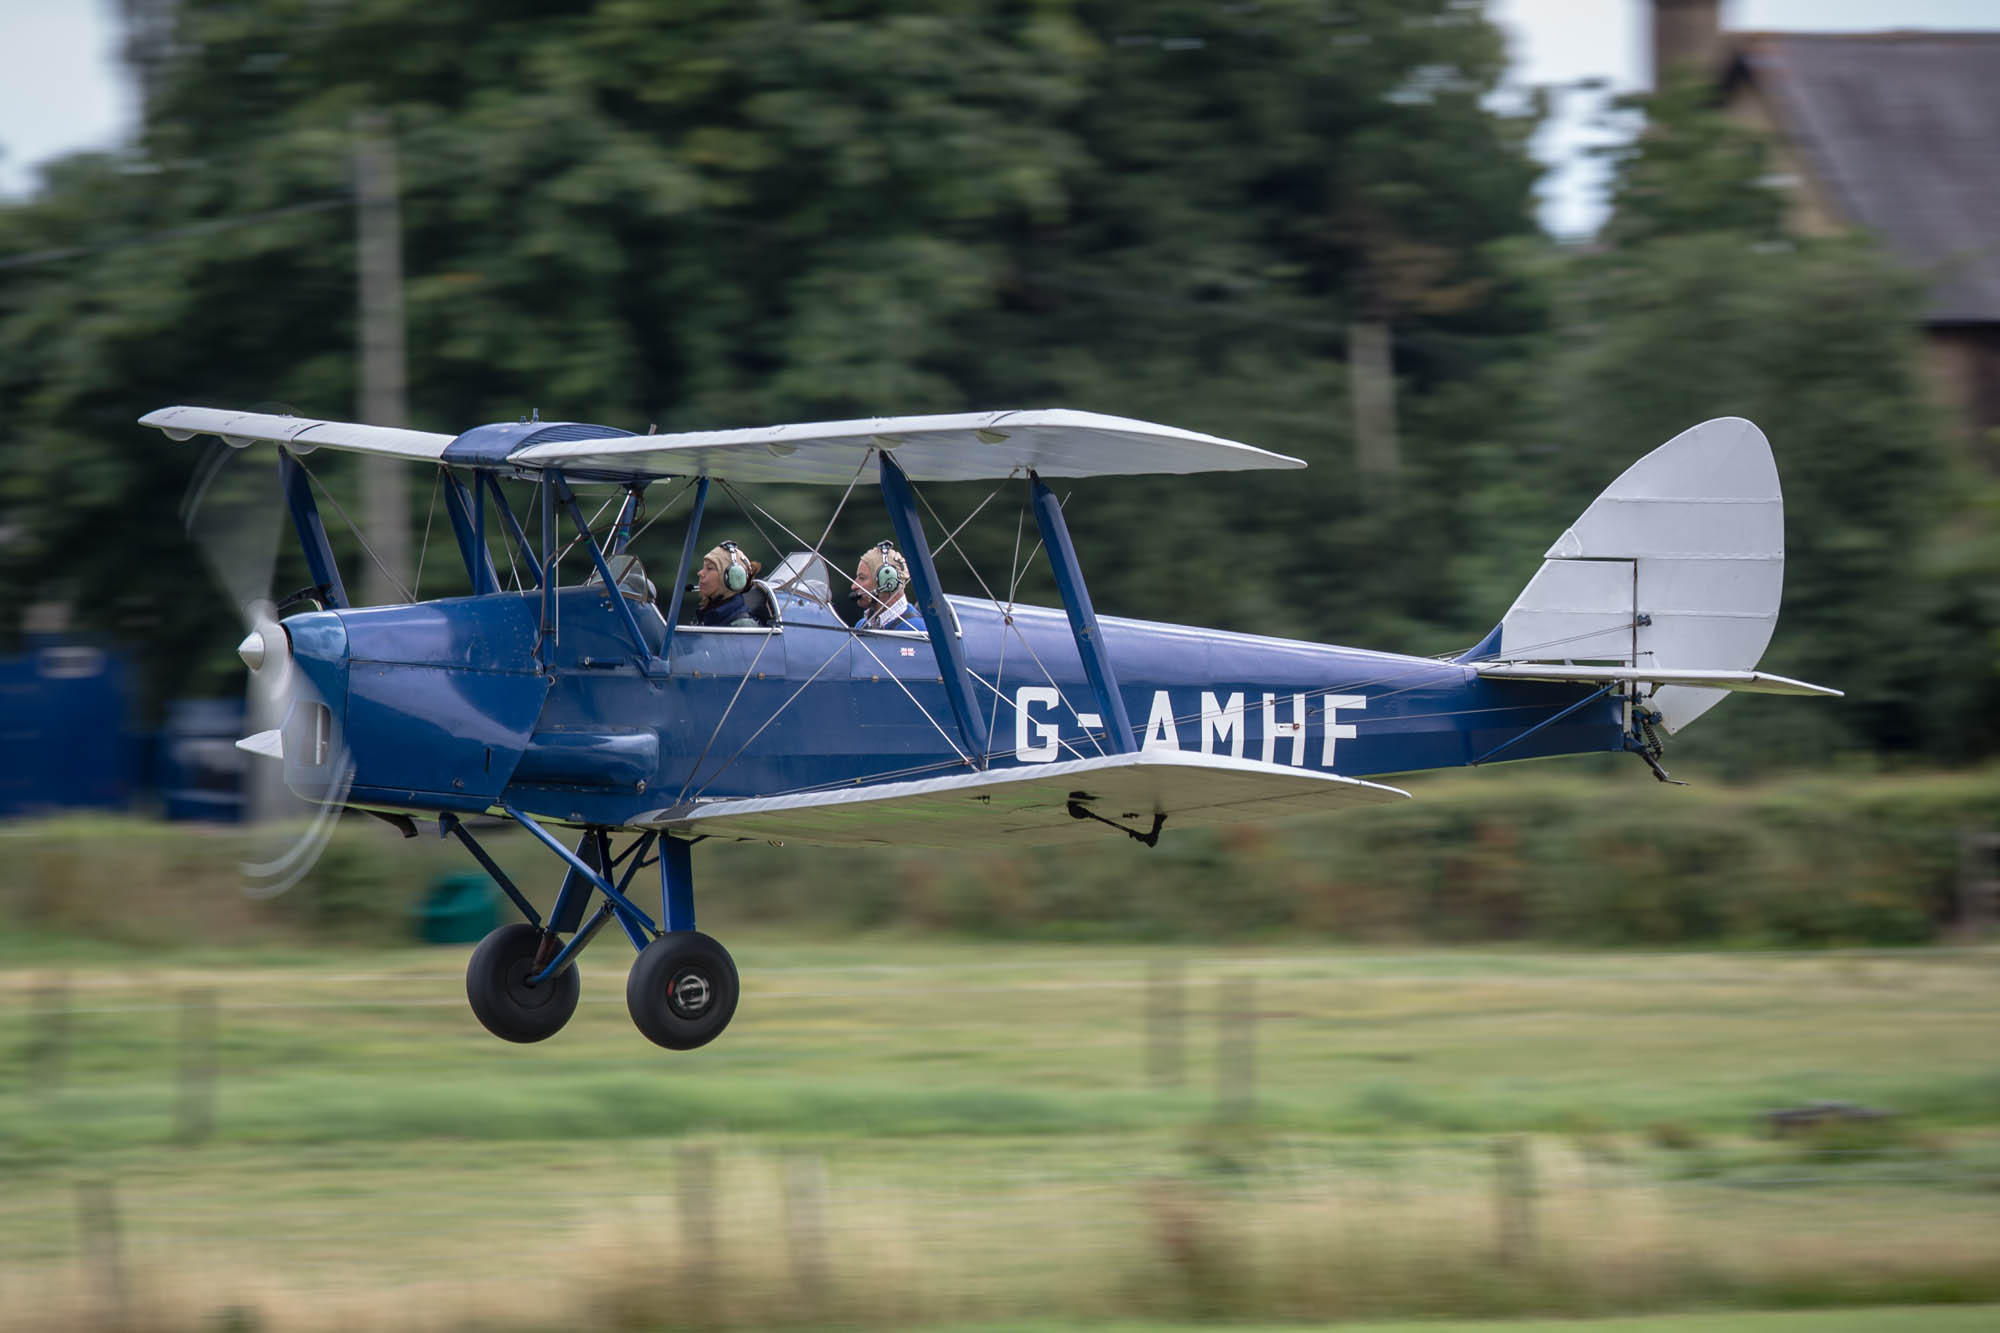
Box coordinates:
[622,477,698,550]
[676,633,854,804]
[847,633,974,765]
[641,472,1641,805]
[911,476,1107,757]
[297,458,415,604]
[550,490,623,570]
[411,466,441,600]
[672,630,781,804]
[983,508,1026,749]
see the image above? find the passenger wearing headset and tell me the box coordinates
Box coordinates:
[693,541,765,627]
[851,541,925,631]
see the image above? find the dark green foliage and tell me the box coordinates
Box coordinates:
[0,0,1546,710]
[1598,77,1787,247]
[0,0,1990,768]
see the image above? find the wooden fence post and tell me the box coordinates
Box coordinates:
[785,1152,830,1313]
[676,1143,718,1313]
[1493,1136,1536,1267]
[76,1177,129,1329]
[1146,958,1186,1089]
[176,988,218,1145]
[1215,975,1257,1123]
[1957,831,1999,939]
[27,972,70,1094]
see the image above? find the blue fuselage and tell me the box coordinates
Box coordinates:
[280,584,1623,827]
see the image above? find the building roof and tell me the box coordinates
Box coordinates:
[1728,32,2000,324]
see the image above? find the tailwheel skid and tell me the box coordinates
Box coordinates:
[442,812,739,1050]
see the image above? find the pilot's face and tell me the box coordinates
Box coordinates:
[697,556,725,601]
[850,554,882,608]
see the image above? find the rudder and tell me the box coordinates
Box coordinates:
[1478,417,1784,734]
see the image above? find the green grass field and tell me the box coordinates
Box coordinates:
[3,940,1997,1331]
[915,1313,2000,1333]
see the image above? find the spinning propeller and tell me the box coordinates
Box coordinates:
[181,437,356,898]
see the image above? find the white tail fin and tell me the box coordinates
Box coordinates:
[1493,418,1786,733]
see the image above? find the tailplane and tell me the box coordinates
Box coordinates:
[1463,417,1838,736]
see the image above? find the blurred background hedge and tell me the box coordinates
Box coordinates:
[7,763,1990,954]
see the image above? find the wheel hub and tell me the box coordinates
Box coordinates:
[508,958,558,1007]
[669,968,713,1018]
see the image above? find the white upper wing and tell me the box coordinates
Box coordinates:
[140,406,456,460]
[640,750,1409,850]
[510,409,1304,483]
[144,405,1304,484]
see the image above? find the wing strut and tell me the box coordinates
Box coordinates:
[657,476,710,668]
[441,469,500,595]
[278,450,349,609]
[484,472,542,589]
[880,454,990,768]
[552,472,656,663]
[1030,473,1135,753]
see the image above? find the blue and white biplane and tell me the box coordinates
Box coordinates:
[144,405,1838,1050]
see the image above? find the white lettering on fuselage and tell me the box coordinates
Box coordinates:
[1200,691,1244,758]
[1321,693,1366,766]
[1262,692,1308,766]
[1143,691,1181,751]
[1010,687,1365,768]
[1014,685,1062,761]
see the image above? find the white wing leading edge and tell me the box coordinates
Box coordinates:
[639,751,1410,850]
[140,406,457,461]
[143,406,1305,484]
[510,409,1306,484]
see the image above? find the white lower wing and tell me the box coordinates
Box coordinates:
[1475,664,1841,697]
[641,751,1410,849]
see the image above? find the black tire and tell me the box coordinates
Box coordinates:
[626,931,739,1051]
[466,922,580,1043]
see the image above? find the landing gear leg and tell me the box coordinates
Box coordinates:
[626,836,739,1050]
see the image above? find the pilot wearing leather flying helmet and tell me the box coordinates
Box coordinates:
[851,541,924,631]
[693,541,764,627]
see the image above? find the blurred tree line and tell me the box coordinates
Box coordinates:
[0,0,1992,767]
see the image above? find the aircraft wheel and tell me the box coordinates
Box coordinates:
[626,931,739,1051]
[466,923,580,1043]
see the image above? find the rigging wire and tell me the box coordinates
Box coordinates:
[675,633,852,805]
[411,466,441,599]
[910,476,1106,757]
[984,508,1026,749]
[805,454,878,593]
[675,472,979,797]
[297,457,414,604]
[846,632,976,766]
[550,490,623,572]
[671,630,781,804]
[622,477,698,550]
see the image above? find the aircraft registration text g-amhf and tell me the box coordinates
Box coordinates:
[1014,687,1365,767]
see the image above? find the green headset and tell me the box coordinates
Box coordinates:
[717,541,750,593]
[872,541,904,596]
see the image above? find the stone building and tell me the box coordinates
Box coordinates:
[1655,0,2000,455]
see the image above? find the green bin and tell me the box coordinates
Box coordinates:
[416,871,500,944]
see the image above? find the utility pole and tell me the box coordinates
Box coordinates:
[354,109,411,603]
[1349,317,1399,503]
